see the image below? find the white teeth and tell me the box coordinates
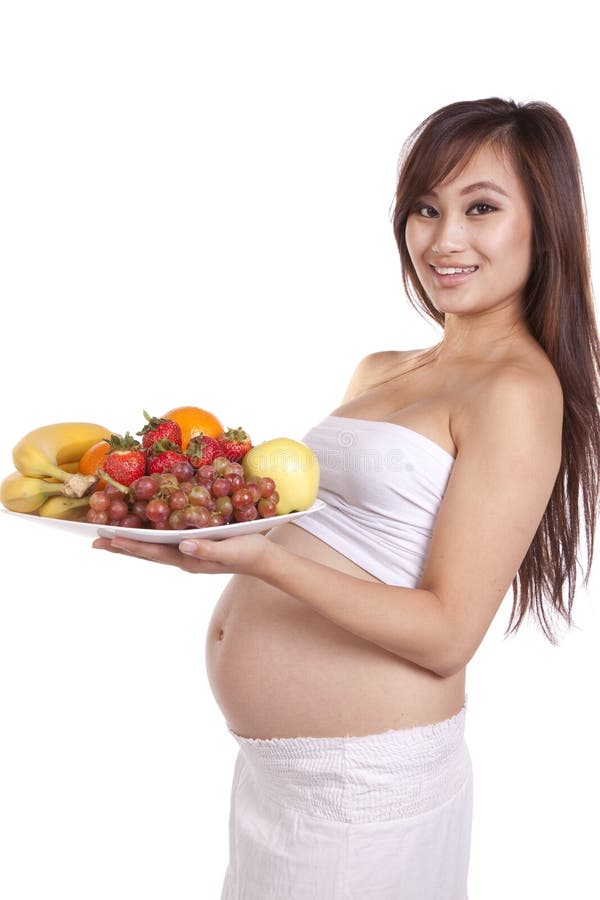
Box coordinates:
[433,266,477,275]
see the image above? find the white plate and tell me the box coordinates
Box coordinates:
[1,499,326,543]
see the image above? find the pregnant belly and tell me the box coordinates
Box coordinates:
[205,522,465,739]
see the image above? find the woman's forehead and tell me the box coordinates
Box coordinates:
[433,143,516,192]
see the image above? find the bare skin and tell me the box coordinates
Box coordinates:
[205,143,562,738]
[95,338,558,740]
[204,339,557,740]
[97,143,562,739]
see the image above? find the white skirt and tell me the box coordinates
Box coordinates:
[219,701,473,899]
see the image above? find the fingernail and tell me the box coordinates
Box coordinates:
[180,540,197,554]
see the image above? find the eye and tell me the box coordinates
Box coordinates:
[413,204,438,218]
[468,203,497,215]
[412,200,498,219]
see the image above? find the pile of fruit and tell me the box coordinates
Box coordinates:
[1,405,320,530]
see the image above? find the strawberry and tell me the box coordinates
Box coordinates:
[101,433,147,487]
[220,426,252,461]
[136,409,182,450]
[147,439,187,475]
[186,433,224,468]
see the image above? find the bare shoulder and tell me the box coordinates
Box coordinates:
[342,350,407,403]
[453,352,563,460]
[417,353,564,676]
[340,349,415,404]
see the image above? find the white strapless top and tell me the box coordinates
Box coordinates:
[292,415,455,587]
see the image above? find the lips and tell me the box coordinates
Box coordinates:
[429,265,479,287]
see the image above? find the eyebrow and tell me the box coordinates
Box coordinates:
[423,180,510,199]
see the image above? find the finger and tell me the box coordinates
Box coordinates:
[92,538,113,551]
[179,539,216,558]
[93,536,180,565]
[92,537,145,556]
[110,537,179,562]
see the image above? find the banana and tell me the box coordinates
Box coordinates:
[47,461,79,481]
[1,471,64,513]
[38,496,90,520]
[13,422,112,482]
[0,469,100,513]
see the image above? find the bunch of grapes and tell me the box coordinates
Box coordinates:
[86,456,278,529]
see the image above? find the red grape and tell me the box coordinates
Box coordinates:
[212,457,230,475]
[223,461,244,476]
[169,490,188,510]
[183,506,211,528]
[259,477,276,498]
[133,476,156,500]
[211,477,230,497]
[146,499,170,523]
[233,505,258,522]
[132,499,148,520]
[121,514,144,528]
[209,513,227,527]
[89,492,110,512]
[197,465,215,483]
[109,499,129,521]
[214,496,233,520]
[168,509,187,529]
[226,473,244,493]
[172,460,194,482]
[86,509,109,525]
[105,484,126,500]
[257,497,278,517]
[245,482,262,504]
[189,485,211,507]
[231,488,253,509]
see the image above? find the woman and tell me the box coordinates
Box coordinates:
[94,97,600,899]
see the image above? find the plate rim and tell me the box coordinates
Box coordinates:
[1,498,326,542]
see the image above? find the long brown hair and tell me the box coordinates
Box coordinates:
[390,97,600,644]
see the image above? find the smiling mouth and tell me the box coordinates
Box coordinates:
[428,264,480,286]
[429,265,479,275]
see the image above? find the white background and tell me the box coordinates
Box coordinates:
[1,2,598,898]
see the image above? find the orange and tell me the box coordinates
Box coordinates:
[161,405,224,450]
[79,439,110,490]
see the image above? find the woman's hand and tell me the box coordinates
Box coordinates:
[92,531,273,577]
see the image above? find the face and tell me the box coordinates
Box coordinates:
[404,143,533,318]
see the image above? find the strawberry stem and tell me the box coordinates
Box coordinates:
[150,438,180,455]
[97,468,130,495]
[107,432,142,451]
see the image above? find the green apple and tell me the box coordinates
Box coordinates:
[242,437,320,515]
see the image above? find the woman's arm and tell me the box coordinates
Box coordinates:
[254,368,562,680]
[255,540,450,675]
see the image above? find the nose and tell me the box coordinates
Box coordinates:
[430,212,467,255]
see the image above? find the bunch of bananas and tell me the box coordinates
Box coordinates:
[1,422,112,520]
